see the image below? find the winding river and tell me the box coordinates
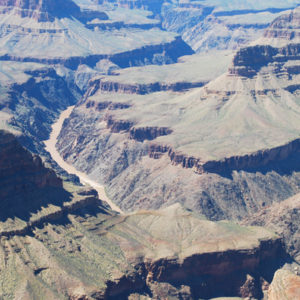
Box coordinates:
[44,106,123,214]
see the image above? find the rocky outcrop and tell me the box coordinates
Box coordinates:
[0,130,61,217]
[148,138,300,175]
[129,126,172,142]
[0,0,108,22]
[200,138,300,174]
[3,66,79,148]
[106,117,172,141]
[0,188,102,238]
[264,8,300,40]
[242,192,300,263]
[0,199,287,299]
[106,117,133,133]
[0,129,110,238]
[0,0,80,21]
[268,269,300,300]
[230,43,300,77]
[86,20,159,31]
[109,36,194,68]
[0,130,61,191]
[161,2,298,53]
[105,238,285,299]
[90,78,205,94]
[0,36,193,70]
[86,100,131,111]
[230,8,300,77]
[100,0,164,14]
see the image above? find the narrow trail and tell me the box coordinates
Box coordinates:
[44,106,123,214]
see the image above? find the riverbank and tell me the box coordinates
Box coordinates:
[44,106,123,214]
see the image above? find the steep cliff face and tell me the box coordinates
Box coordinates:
[230,8,300,75]
[91,78,205,94]
[0,63,80,154]
[0,197,289,299]
[105,237,285,299]
[57,7,300,220]
[0,0,190,66]
[263,6,300,41]
[0,0,108,22]
[161,1,299,52]
[0,130,62,218]
[87,50,232,95]
[242,192,300,263]
[100,0,164,14]
[231,43,300,77]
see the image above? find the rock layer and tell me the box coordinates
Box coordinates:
[242,192,300,263]
[0,194,288,299]
[57,8,300,219]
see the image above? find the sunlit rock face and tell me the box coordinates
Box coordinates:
[98,0,164,14]
[0,0,83,21]
[161,0,300,52]
[57,7,300,220]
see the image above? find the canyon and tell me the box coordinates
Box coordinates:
[58,8,300,221]
[0,0,300,299]
[0,130,291,299]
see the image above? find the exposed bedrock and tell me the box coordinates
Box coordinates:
[0,36,193,70]
[0,130,61,218]
[105,238,286,299]
[99,0,164,14]
[86,21,160,31]
[88,78,205,94]
[0,0,109,22]
[86,100,131,111]
[230,43,300,77]
[264,8,300,40]
[105,117,172,141]
[57,114,300,220]
[268,269,300,300]
[106,117,133,133]
[129,127,172,142]
[1,67,79,154]
[0,129,106,236]
[242,193,300,263]
[129,137,300,175]
[109,36,194,68]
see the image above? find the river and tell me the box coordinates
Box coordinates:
[44,106,123,214]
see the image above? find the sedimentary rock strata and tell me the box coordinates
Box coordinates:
[57,8,300,220]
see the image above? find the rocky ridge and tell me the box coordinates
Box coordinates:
[0,0,192,65]
[268,269,300,300]
[1,1,300,299]
[0,0,193,180]
[0,130,290,299]
[0,130,104,232]
[161,0,300,52]
[242,192,300,263]
[57,7,300,221]
[86,51,232,95]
